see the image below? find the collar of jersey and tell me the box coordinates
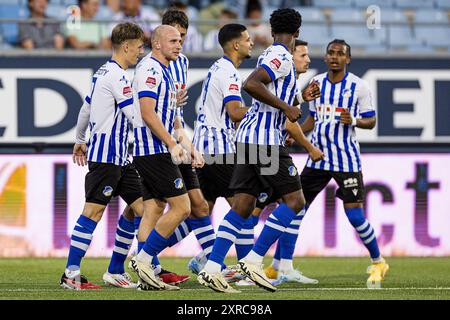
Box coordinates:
[108,59,123,69]
[150,56,169,70]
[326,71,349,84]
[272,42,289,52]
[222,55,234,66]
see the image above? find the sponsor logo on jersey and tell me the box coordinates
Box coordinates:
[103,186,113,197]
[288,166,297,176]
[258,192,269,203]
[146,77,156,88]
[174,178,184,189]
[270,58,281,70]
[228,84,239,94]
[123,86,132,96]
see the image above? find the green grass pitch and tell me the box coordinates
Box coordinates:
[1,257,449,300]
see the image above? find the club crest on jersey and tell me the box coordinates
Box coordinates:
[146,76,156,88]
[174,178,184,189]
[288,166,297,176]
[342,88,352,98]
[270,58,281,70]
[344,178,358,188]
[103,186,113,197]
[123,86,132,97]
[258,192,269,203]
[228,84,239,94]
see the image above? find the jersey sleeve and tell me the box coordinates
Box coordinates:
[358,80,376,118]
[110,71,134,110]
[220,70,242,105]
[260,50,293,81]
[135,64,163,100]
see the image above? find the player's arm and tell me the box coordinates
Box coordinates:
[173,117,204,168]
[293,80,321,106]
[73,99,91,166]
[243,67,301,122]
[340,112,376,129]
[300,114,316,134]
[225,101,249,122]
[340,81,376,129]
[285,119,324,161]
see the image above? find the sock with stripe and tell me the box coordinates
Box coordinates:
[166,221,192,247]
[107,215,135,274]
[235,216,255,260]
[252,215,259,227]
[345,207,380,261]
[271,244,280,270]
[186,216,216,259]
[66,215,98,275]
[278,206,307,273]
[245,204,297,265]
[204,210,246,274]
[136,229,168,265]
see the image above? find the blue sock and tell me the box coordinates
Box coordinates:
[345,207,380,259]
[167,221,191,247]
[252,204,296,258]
[187,216,216,258]
[273,241,281,266]
[108,215,135,274]
[235,216,254,260]
[252,215,259,227]
[66,215,97,270]
[142,229,168,258]
[207,210,246,271]
[137,241,144,253]
[278,207,306,263]
[152,255,160,267]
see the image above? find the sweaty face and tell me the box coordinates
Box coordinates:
[293,45,310,74]
[237,30,254,59]
[160,29,182,61]
[125,39,144,66]
[325,43,350,72]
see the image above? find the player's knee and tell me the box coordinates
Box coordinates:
[284,194,305,214]
[190,199,210,218]
[232,195,255,217]
[172,197,191,220]
[83,203,106,222]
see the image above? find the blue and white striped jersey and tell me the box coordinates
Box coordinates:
[132,55,178,156]
[193,56,242,155]
[168,53,189,127]
[306,72,376,172]
[236,43,297,146]
[85,59,134,166]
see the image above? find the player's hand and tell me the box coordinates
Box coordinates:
[191,149,205,168]
[72,143,87,166]
[170,143,188,165]
[340,108,354,125]
[302,80,321,102]
[285,135,295,147]
[176,89,188,108]
[308,146,324,162]
[284,105,302,122]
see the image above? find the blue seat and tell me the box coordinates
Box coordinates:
[299,25,331,47]
[414,9,448,23]
[380,9,408,24]
[293,7,326,23]
[329,8,366,23]
[313,0,353,8]
[46,4,66,18]
[0,3,21,45]
[388,25,421,47]
[406,44,436,53]
[331,25,375,47]
[436,0,450,9]
[63,0,78,5]
[353,0,394,9]
[95,6,114,20]
[415,26,450,47]
[394,0,434,9]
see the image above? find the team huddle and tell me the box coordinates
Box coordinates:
[60,8,389,293]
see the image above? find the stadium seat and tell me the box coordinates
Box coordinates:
[388,25,421,48]
[313,0,353,8]
[329,8,366,23]
[379,9,408,24]
[394,0,434,9]
[95,5,114,20]
[415,26,450,47]
[436,0,450,9]
[0,3,22,45]
[331,25,374,47]
[46,4,66,18]
[63,0,78,5]
[293,7,326,23]
[300,24,332,47]
[414,9,449,23]
[352,0,394,9]
[406,44,436,53]
[363,43,389,54]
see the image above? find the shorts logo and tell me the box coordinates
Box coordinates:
[344,178,358,188]
[146,77,156,88]
[174,178,184,189]
[342,88,352,98]
[270,58,281,70]
[288,166,297,176]
[258,192,269,203]
[103,186,113,197]
[352,189,358,196]
[228,84,239,94]
[123,86,132,96]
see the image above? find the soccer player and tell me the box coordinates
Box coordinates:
[278,39,388,289]
[197,8,317,293]
[60,22,145,290]
[128,25,202,290]
[188,23,254,276]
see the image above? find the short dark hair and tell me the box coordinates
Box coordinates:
[270,8,302,34]
[218,23,247,48]
[295,39,308,47]
[111,22,145,48]
[162,9,189,29]
[326,39,352,57]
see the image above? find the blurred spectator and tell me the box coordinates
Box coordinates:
[112,0,160,42]
[168,1,203,53]
[19,0,64,50]
[106,0,121,14]
[203,8,237,52]
[245,0,271,48]
[198,1,225,35]
[66,0,111,49]
[96,0,121,19]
